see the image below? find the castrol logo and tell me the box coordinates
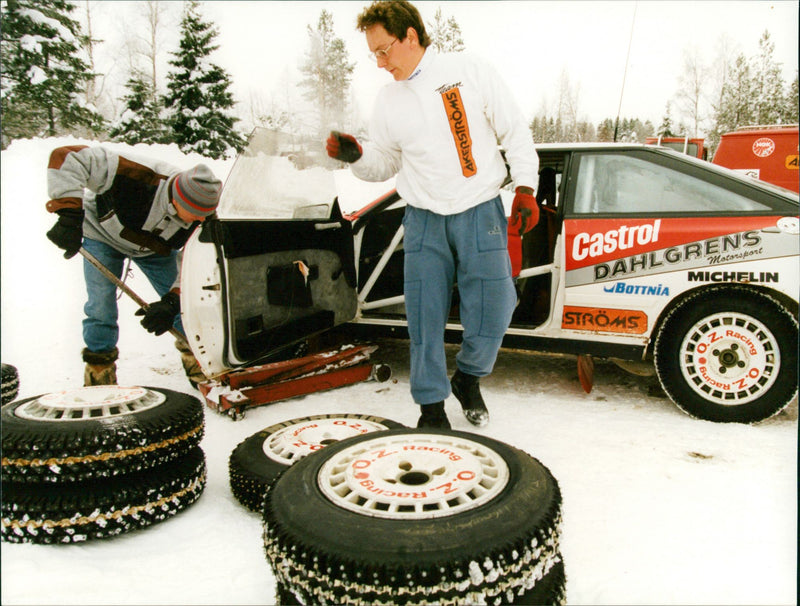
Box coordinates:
[752,137,775,158]
[572,219,661,262]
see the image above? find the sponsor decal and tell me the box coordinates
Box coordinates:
[439,84,476,177]
[594,230,761,281]
[562,306,647,334]
[693,329,763,393]
[603,282,670,296]
[566,216,781,271]
[350,445,472,499]
[688,271,778,283]
[572,220,661,262]
[565,217,796,287]
[752,137,775,158]
[786,155,799,170]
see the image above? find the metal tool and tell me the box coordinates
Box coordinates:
[78,246,188,346]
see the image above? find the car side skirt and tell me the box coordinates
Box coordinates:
[343,322,645,361]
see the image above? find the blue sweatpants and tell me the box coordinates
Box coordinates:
[403,197,517,405]
[82,238,183,353]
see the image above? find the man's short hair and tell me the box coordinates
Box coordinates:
[356,0,430,48]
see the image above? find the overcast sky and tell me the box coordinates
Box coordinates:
[95,1,798,134]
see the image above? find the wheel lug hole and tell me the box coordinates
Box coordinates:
[399,471,430,486]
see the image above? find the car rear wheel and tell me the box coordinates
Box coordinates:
[654,286,798,423]
[263,428,565,605]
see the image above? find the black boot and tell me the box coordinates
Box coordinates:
[451,369,489,427]
[417,401,451,429]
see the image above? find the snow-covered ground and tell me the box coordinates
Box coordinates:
[1,138,797,605]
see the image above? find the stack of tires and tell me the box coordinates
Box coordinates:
[230,417,566,605]
[1,386,206,544]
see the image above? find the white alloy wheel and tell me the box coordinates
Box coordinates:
[318,432,510,519]
[228,413,405,513]
[14,386,166,422]
[263,428,565,605]
[679,311,779,405]
[655,286,798,423]
[264,417,393,465]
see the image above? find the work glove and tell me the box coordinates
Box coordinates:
[326,131,363,163]
[136,291,180,336]
[509,186,539,236]
[46,208,84,258]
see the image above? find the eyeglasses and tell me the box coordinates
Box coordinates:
[368,38,398,61]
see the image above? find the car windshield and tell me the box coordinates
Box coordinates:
[217,127,337,219]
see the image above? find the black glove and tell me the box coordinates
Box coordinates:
[326,131,363,163]
[46,208,84,258]
[135,291,180,335]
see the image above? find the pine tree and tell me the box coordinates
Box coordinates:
[657,103,676,137]
[783,73,799,124]
[429,8,465,53]
[163,1,245,159]
[1,0,104,144]
[596,118,615,142]
[575,120,596,142]
[528,115,544,143]
[713,54,756,138]
[751,31,786,125]
[708,30,795,154]
[298,10,355,138]
[109,73,168,145]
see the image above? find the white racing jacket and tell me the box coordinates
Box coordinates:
[352,49,539,215]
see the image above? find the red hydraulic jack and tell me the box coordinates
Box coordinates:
[196,344,392,420]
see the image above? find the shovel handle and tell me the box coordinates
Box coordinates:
[78,247,188,345]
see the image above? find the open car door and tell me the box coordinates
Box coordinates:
[181,128,358,377]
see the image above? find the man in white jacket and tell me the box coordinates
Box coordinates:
[327,0,539,428]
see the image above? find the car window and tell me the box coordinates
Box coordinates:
[218,128,338,220]
[573,153,771,214]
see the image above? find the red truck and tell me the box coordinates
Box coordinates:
[711,125,799,193]
[645,136,708,160]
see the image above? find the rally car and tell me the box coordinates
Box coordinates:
[181,128,799,424]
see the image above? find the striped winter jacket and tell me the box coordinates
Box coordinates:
[46,145,199,260]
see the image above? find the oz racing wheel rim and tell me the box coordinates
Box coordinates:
[318,432,510,519]
[680,311,779,406]
[13,386,167,422]
[264,417,394,465]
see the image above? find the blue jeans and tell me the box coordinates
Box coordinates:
[82,238,183,353]
[403,198,517,404]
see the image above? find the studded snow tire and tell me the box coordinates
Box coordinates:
[263,428,565,605]
[2,386,205,483]
[229,413,404,513]
[654,286,798,423]
[1,363,19,405]
[2,446,206,544]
